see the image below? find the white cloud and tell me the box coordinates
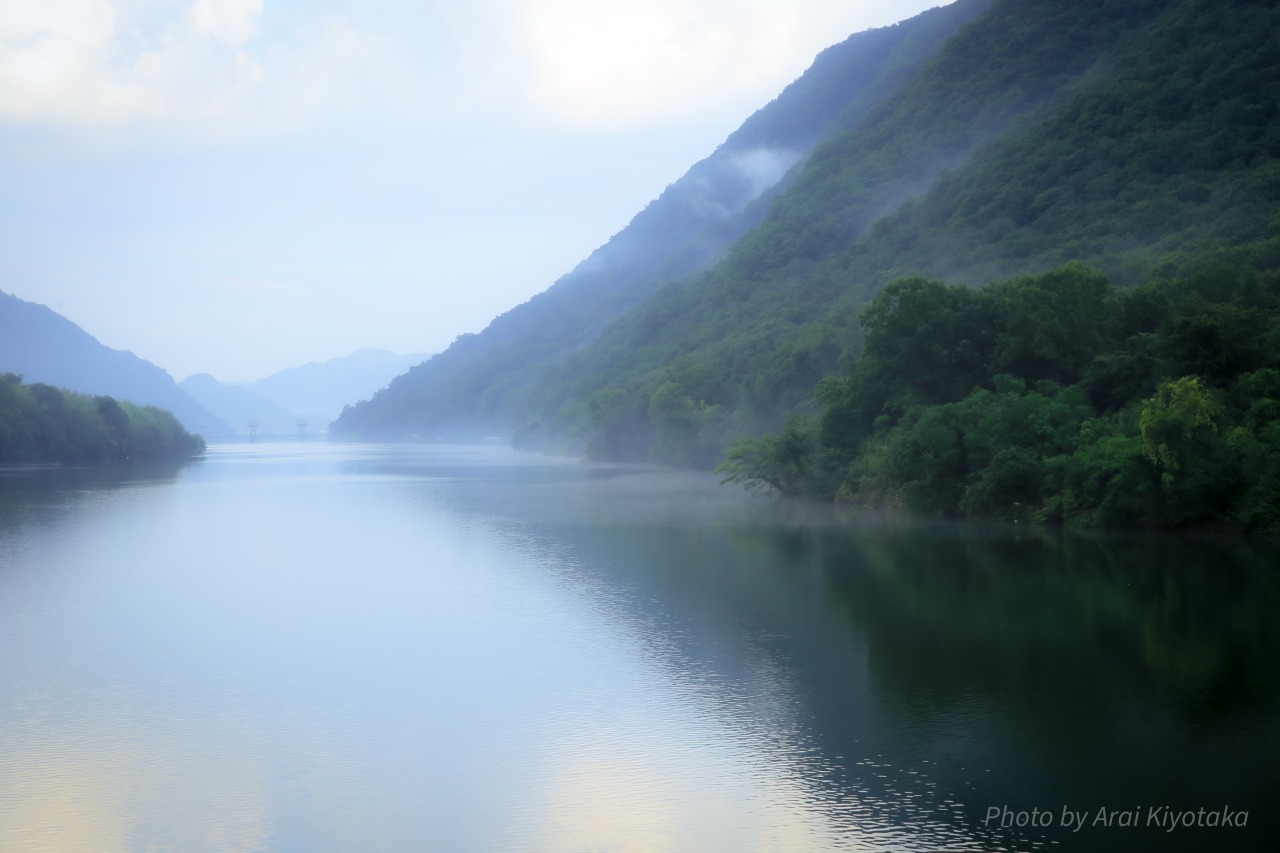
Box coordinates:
[494,0,787,128]
[0,0,137,123]
[0,0,117,54]
[254,15,419,134]
[0,0,424,137]
[190,0,261,48]
[496,0,940,129]
[0,0,944,138]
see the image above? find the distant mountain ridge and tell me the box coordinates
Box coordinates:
[182,348,431,433]
[0,290,232,436]
[179,373,302,437]
[243,348,432,428]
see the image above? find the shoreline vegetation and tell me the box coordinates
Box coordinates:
[717,263,1280,533]
[0,373,205,465]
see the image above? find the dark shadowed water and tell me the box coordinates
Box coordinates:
[1,443,1277,852]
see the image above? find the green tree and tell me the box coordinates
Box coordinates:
[1138,376,1237,525]
[985,264,1113,385]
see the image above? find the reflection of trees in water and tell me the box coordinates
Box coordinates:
[721,520,1280,850]
[769,522,1280,718]
[0,464,188,539]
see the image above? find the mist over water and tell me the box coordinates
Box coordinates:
[1,444,1277,852]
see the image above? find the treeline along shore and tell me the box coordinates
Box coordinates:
[0,373,205,465]
[718,263,1280,532]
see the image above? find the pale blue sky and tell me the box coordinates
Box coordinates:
[1,0,947,381]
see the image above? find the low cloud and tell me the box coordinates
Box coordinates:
[683,146,803,222]
[730,147,802,199]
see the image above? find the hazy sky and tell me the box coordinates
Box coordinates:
[1,0,947,382]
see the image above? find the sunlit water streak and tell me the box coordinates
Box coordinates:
[1,443,1277,852]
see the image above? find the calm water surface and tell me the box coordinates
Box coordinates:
[1,443,1277,852]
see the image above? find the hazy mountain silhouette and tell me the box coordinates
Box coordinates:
[179,373,303,437]
[244,348,431,429]
[1,290,232,436]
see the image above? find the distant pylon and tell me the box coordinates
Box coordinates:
[247,419,260,443]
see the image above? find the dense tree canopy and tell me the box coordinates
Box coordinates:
[0,374,205,465]
[718,265,1280,531]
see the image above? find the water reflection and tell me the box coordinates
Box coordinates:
[1,443,1277,852]
[720,522,1280,851]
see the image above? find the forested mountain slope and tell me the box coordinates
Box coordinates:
[337,0,1279,497]
[515,0,1280,466]
[331,0,992,438]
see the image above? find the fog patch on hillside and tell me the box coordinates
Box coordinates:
[730,147,803,199]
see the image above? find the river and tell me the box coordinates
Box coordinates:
[1,442,1277,851]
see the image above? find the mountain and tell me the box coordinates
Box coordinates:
[179,373,303,437]
[331,0,993,440]
[243,348,432,429]
[0,290,232,436]
[334,0,1280,473]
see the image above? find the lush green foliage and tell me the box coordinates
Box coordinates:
[0,374,205,465]
[509,0,1278,471]
[719,265,1280,531]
